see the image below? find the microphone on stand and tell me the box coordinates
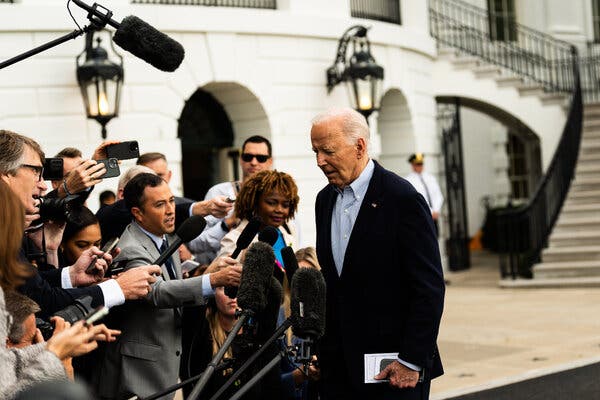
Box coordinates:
[280,246,299,284]
[71,0,185,72]
[186,241,274,400]
[291,267,326,367]
[225,218,262,298]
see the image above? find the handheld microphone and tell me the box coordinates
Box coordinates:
[230,218,261,259]
[71,0,185,72]
[225,218,262,298]
[280,246,299,283]
[237,241,275,315]
[153,215,206,267]
[257,225,279,246]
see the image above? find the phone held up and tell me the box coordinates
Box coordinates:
[95,158,120,179]
[85,236,119,274]
[106,141,140,160]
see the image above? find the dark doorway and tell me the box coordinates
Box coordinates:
[178,89,234,200]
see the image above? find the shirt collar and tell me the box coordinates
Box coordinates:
[334,159,374,201]
[134,221,165,248]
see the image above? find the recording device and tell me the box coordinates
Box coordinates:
[181,259,200,275]
[225,196,236,203]
[256,277,283,342]
[95,157,120,178]
[291,268,326,366]
[105,140,139,160]
[257,226,278,246]
[36,295,103,340]
[224,218,262,298]
[36,194,81,223]
[187,241,275,400]
[153,215,207,268]
[280,246,299,283]
[42,157,64,181]
[71,0,185,72]
[85,236,119,274]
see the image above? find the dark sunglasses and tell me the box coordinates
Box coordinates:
[241,153,270,163]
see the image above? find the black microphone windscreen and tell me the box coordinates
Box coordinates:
[256,277,283,342]
[280,246,299,282]
[291,268,326,339]
[177,215,207,242]
[237,241,274,313]
[258,226,279,246]
[113,15,185,72]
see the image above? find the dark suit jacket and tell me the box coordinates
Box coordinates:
[96,198,193,246]
[315,161,445,393]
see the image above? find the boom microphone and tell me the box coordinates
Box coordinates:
[237,241,275,314]
[154,215,207,267]
[71,0,185,72]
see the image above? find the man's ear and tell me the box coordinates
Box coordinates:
[131,206,143,222]
[356,137,367,159]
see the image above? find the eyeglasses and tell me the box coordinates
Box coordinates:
[241,153,270,163]
[20,164,44,181]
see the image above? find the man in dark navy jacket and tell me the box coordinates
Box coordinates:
[310,108,445,399]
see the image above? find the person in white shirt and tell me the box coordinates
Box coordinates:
[404,153,444,237]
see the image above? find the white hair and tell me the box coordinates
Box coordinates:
[118,165,156,192]
[311,107,370,147]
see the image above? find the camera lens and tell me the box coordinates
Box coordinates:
[109,159,118,168]
[130,142,138,151]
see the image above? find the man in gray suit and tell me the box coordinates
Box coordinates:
[94,173,242,400]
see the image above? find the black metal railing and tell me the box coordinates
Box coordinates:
[580,42,600,103]
[130,0,276,8]
[0,0,15,3]
[495,49,582,279]
[429,0,576,94]
[350,0,401,25]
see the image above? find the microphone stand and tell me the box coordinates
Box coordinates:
[185,311,252,400]
[0,2,112,70]
[207,318,292,400]
[228,351,285,400]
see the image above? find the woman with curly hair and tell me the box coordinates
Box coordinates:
[218,169,300,270]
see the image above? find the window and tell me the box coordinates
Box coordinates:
[593,0,600,42]
[506,130,541,202]
[487,0,517,41]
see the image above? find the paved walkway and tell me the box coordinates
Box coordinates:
[431,251,600,399]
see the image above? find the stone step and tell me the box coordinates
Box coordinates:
[569,175,600,191]
[437,47,457,59]
[581,129,600,140]
[560,202,600,218]
[554,215,600,231]
[575,164,600,178]
[579,140,600,154]
[473,65,502,78]
[541,92,568,106]
[495,75,524,88]
[583,119,600,130]
[549,230,600,247]
[516,83,545,96]
[564,190,600,207]
[499,276,600,288]
[451,56,480,69]
[533,260,600,279]
[541,245,600,263]
[577,152,600,163]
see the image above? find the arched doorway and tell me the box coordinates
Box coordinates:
[178,82,271,200]
[377,88,414,175]
[178,89,234,200]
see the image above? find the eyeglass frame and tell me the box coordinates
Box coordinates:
[19,164,44,181]
[240,153,271,163]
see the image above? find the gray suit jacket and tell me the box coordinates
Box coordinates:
[95,222,207,400]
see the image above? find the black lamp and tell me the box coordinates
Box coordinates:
[76,29,124,139]
[326,25,384,120]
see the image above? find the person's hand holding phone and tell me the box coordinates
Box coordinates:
[70,247,112,286]
[59,159,106,198]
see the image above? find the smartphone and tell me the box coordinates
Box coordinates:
[106,141,140,160]
[84,306,109,325]
[86,236,119,273]
[181,259,200,274]
[42,157,64,181]
[225,196,236,203]
[96,158,120,179]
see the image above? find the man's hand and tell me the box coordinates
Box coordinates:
[114,265,161,300]
[431,211,440,221]
[92,140,120,160]
[374,360,420,389]
[46,319,99,360]
[209,264,242,288]
[27,219,66,267]
[69,247,110,286]
[191,196,233,218]
[59,159,106,197]
[205,255,238,275]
